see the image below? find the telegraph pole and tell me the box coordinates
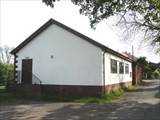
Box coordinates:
[132,45,134,60]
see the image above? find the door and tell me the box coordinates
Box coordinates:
[22,59,32,84]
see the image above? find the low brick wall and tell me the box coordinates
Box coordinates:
[104,81,132,93]
[41,85,103,96]
[8,84,42,97]
[7,81,132,97]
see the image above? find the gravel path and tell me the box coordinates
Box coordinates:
[0,80,160,120]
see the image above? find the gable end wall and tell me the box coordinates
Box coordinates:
[16,24,103,86]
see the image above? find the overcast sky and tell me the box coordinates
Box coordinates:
[0,0,159,63]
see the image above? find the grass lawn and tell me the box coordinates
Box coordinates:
[0,85,137,105]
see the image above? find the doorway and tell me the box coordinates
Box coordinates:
[22,59,32,84]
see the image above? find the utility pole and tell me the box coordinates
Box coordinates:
[132,45,134,60]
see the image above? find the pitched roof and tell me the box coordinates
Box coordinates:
[11,18,132,62]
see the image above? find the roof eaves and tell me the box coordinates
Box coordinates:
[104,48,133,62]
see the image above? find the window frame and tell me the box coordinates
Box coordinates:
[110,59,118,74]
[125,63,129,74]
[119,62,124,74]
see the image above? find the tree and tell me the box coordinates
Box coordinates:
[0,46,14,85]
[0,46,13,64]
[153,68,160,78]
[42,0,160,50]
[0,62,14,85]
[136,57,159,79]
[136,57,149,79]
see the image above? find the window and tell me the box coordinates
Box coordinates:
[125,64,129,74]
[110,59,117,73]
[130,72,132,77]
[119,62,124,74]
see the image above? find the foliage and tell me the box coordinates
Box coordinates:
[42,0,160,50]
[0,86,5,93]
[136,57,160,79]
[153,68,160,78]
[0,62,14,85]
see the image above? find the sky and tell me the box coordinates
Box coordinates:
[0,0,159,63]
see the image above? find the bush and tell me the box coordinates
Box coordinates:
[0,62,14,86]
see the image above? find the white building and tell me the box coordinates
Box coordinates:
[11,19,133,96]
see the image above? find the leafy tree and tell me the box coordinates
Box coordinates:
[0,62,4,85]
[136,57,160,79]
[153,68,160,78]
[0,62,14,85]
[42,0,160,49]
[136,57,149,79]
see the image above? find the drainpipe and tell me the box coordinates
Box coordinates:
[102,51,106,95]
[13,54,16,81]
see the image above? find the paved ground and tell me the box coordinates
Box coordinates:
[0,80,160,120]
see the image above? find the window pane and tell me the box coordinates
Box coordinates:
[119,62,124,74]
[110,59,117,73]
[125,64,129,74]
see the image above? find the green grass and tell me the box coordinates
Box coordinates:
[0,86,5,93]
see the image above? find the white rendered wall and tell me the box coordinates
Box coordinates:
[16,24,103,86]
[104,53,132,85]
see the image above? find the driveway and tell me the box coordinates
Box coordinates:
[0,80,160,120]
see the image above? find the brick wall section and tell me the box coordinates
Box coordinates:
[41,82,132,96]
[7,82,133,97]
[134,64,142,84]
[8,84,42,97]
[135,64,142,83]
[104,81,132,93]
[41,85,103,96]
[132,62,143,85]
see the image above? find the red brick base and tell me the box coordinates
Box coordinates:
[41,81,132,96]
[104,81,132,93]
[8,84,42,97]
[8,81,132,97]
[41,85,103,96]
